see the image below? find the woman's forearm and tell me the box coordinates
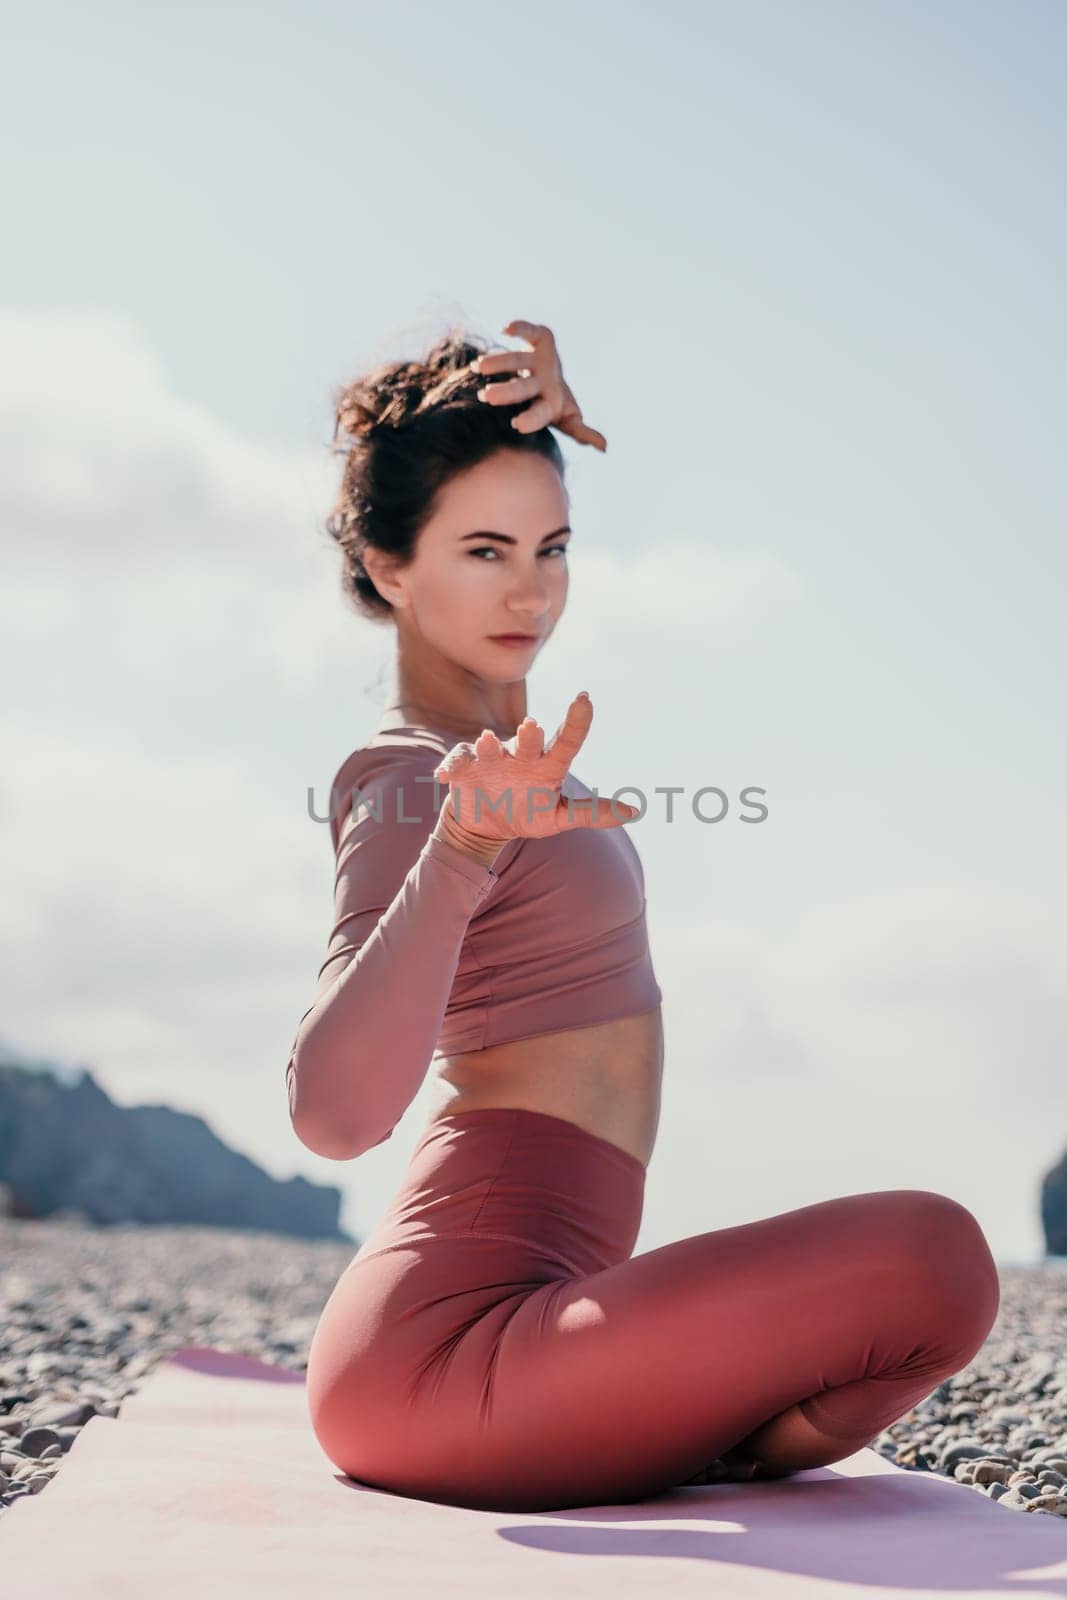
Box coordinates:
[286,824,498,1160]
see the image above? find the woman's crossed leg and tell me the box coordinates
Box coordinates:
[335,1186,999,1512]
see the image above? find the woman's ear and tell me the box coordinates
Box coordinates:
[362,547,407,609]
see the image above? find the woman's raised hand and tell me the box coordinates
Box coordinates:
[432,692,639,851]
[471,321,608,452]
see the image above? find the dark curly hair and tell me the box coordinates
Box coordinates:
[323,326,568,622]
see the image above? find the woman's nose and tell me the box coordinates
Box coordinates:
[507,571,552,614]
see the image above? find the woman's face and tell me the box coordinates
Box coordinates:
[379,448,571,681]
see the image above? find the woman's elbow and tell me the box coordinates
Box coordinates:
[289,1110,357,1161]
[285,1057,393,1160]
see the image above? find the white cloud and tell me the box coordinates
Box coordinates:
[1,306,330,566]
[566,541,807,639]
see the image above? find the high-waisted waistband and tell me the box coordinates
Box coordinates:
[352,1106,646,1277]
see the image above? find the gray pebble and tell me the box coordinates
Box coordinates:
[972,1461,1013,1486]
[18,1426,62,1459]
[941,1440,987,1473]
[999,1488,1038,1510]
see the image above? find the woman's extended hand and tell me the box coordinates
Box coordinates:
[432,692,638,849]
[470,321,608,452]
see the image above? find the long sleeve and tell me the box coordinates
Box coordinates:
[286,747,499,1161]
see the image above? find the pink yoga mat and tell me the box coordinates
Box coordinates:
[2,1346,1065,1598]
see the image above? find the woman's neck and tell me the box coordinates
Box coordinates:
[384,638,529,743]
[379,701,520,743]
[380,681,529,744]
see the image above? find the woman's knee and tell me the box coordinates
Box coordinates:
[880,1189,1000,1363]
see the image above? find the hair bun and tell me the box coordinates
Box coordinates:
[332,333,492,447]
[331,374,406,444]
[332,381,388,444]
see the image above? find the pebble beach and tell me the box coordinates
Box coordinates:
[2,1216,1066,1523]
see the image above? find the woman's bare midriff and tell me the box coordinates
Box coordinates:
[424,1005,665,1170]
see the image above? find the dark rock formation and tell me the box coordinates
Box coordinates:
[1041,1149,1066,1257]
[0,1060,352,1241]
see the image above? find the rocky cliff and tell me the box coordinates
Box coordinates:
[1041,1148,1067,1256]
[0,1061,352,1241]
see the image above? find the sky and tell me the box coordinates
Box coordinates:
[1,0,1064,1266]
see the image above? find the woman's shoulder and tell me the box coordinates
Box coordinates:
[327,734,446,854]
[331,721,448,782]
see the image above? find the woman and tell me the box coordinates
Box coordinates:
[290,320,1000,1513]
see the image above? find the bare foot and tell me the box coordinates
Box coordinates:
[682,1447,797,1485]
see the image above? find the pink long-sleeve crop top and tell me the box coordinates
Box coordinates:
[285,719,662,1161]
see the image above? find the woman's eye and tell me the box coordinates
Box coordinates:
[468,546,568,560]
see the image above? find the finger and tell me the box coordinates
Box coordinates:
[557,417,608,452]
[510,395,558,434]
[433,743,476,781]
[553,794,639,832]
[502,320,552,346]
[474,728,504,758]
[477,373,542,407]
[471,350,537,378]
[541,694,593,776]
[513,716,544,759]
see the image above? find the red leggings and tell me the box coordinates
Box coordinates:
[305,1107,999,1512]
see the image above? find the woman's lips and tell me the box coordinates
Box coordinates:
[489,634,539,646]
